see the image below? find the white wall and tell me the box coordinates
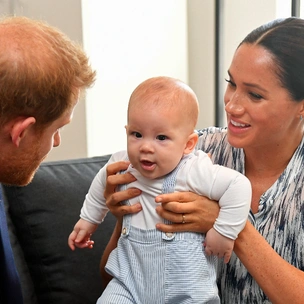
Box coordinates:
[218,0,292,125]
[82,0,189,156]
[2,0,293,161]
[188,0,215,129]
[6,0,89,161]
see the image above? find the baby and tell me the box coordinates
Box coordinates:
[68,76,252,303]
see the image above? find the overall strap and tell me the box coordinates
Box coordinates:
[162,155,190,195]
[162,156,190,240]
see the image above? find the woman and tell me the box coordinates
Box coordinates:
[101,17,304,303]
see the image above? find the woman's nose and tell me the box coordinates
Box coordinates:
[224,91,244,115]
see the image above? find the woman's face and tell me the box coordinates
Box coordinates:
[224,43,304,150]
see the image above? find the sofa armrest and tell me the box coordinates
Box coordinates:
[3,155,115,304]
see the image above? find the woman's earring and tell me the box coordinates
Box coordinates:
[301,115,303,121]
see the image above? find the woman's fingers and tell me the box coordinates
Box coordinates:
[106,160,130,176]
[108,198,142,215]
[155,201,205,233]
[104,161,133,200]
[104,161,142,219]
[104,160,139,203]
[155,192,220,234]
[107,171,136,187]
[155,204,190,222]
[155,222,202,233]
[106,187,142,219]
[107,186,141,206]
[156,191,197,205]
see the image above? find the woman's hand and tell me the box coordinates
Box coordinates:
[104,161,142,221]
[155,192,220,233]
[100,160,142,285]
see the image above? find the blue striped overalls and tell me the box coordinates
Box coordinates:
[98,158,220,304]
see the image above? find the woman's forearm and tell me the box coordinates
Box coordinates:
[234,221,304,304]
[100,221,122,287]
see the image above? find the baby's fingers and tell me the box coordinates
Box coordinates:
[74,239,94,249]
[223,251,232,264]
[68,231,77,251]
[75,229,89,243]
[204,246,213,257]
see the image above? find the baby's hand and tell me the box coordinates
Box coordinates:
[204,227,234,263]
[68,219,97,251]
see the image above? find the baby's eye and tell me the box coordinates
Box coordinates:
[131,132,142,138]
[157,135,167,141]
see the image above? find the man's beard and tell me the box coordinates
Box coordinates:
[0,140,46,186]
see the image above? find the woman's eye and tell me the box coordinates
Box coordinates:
[131,132,142,138]
[249,92,263,100]
[157,135,167,141]
[225,78,236,87]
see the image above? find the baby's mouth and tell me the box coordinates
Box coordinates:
[140,160,156,171]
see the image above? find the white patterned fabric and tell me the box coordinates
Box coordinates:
[196,127,304,304]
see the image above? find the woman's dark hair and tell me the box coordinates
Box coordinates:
[240,17,304,101]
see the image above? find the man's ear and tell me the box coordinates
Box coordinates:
[184,132,198,155]
[10,117,36,147]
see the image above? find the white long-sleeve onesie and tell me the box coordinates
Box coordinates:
[81,150,251,240]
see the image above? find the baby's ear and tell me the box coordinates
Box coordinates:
[184,132,198,154]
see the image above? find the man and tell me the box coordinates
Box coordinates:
[0,16,96,303]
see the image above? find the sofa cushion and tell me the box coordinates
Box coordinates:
[3,155,115,304]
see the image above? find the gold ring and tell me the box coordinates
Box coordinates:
[182,214,186,224]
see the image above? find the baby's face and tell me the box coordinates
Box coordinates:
[126,105,190,179]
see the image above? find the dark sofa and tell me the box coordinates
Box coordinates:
[2,154,115,304]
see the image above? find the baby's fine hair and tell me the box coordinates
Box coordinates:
[128,76,199,129]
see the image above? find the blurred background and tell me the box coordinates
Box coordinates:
[0,0,301,160]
